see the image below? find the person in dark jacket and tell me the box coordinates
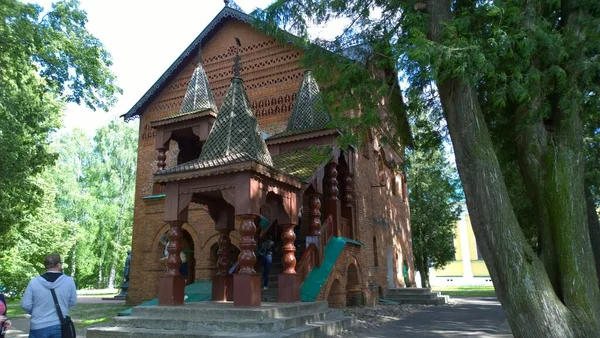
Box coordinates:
[0,293,13,338]
[259,238,275,290]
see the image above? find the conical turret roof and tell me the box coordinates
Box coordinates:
[178,61,218,115]
[286,70,331,132]
[198,76,273,167]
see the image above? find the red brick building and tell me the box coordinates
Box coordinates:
[123,4,415,307]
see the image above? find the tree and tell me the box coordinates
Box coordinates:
[52,121,137,289]
[408,113,461,288]
[0,0,120,237]
[86,120,137,289]
[258,0,600,336]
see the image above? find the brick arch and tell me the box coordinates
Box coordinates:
[322,270,346,301]
[202,232,241,250]
[344,255,365,287]
[151,222,200,255]
[326,279,345,308]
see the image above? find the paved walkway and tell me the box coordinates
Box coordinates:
[6,297,511,338]
[5,297,124,338]
[346,297,512,338]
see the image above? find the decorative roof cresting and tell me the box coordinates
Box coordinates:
[178,51,218,115]
[286,70,332,132]
[196,39,273,167]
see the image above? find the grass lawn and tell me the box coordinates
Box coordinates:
[5,298,128,332]
[433,286,497,297]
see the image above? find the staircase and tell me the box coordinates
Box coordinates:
[87,301,353,338]
[386,288,449,305]
[260,243,305,302]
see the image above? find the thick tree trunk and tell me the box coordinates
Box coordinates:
[585,182,600,287]
[420,264,430,288]
[426,1,600,335]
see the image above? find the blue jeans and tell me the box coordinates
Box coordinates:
[29,324,61,338]
[262,254,272,288]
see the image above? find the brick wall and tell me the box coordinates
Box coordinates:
[127,17,414,305]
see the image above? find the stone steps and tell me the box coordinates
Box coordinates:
[87,302,353,338]
[386,288,449,305]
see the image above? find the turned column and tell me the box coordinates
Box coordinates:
[217,230,232,275]
[233,215,261,306]
[343,173,354,208]
[326,163,341,237]
[309,195,322,236]
[212,229,233,301]
[158,221,185,305]
[278,221,301,303]
[281,224,297,274]
[157,147,167,171]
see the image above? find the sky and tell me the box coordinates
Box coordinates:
[42,0,341,135]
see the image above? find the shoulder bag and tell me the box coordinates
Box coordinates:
[49,289,76,338]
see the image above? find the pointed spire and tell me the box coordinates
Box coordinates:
[178,49,218,115]
[198,43,272,167]
[286,70,332,132]
[224,0,245,12]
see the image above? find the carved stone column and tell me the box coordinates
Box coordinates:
[158,221,185,305]
[279,222,301,302]
[157,147,167,171]
[233,215,261,307]
[212,229,233,301]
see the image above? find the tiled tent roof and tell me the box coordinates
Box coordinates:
[122,7,251,121]
[198,76,273,167]
[178,61,218,115]
[156,76,273,176]
[286,70,332,132]
[272,146,332,182]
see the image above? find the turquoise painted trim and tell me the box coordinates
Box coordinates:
[378,298,400,305]
[118,281,212,316]
[300,236,347,302]
[340,237,364,246]
[142,194,165,200]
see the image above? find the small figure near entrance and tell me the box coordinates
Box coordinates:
[258,238,275,290]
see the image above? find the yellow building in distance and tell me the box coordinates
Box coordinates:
[430,201,493,286]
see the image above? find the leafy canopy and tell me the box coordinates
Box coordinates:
[0,0,120,236]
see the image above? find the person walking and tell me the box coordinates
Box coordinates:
[21,254,77,338]
[0,293,12,338]
[259,238,275,290]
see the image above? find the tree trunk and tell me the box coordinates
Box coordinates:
[426,1,600,335]
[108,265,116,290]
[420,264,431,289]
[586,182,600,287]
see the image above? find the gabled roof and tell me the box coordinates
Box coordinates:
[178,61,218,115]
[285,70,332,132]
[122,6,252,121]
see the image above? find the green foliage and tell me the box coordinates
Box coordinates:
[407,110,461,275]
[0,121,137,294]
[0,0,120,237]
[54,121,137,289]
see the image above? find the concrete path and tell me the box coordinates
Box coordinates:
[6,297,512,338]
[5,297,124,338]
[346,297,512,338]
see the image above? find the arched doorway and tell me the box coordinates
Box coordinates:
[346,264,364,306]
[158,229,196,285]
[209,242,240,277]
[327,279,345,308]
